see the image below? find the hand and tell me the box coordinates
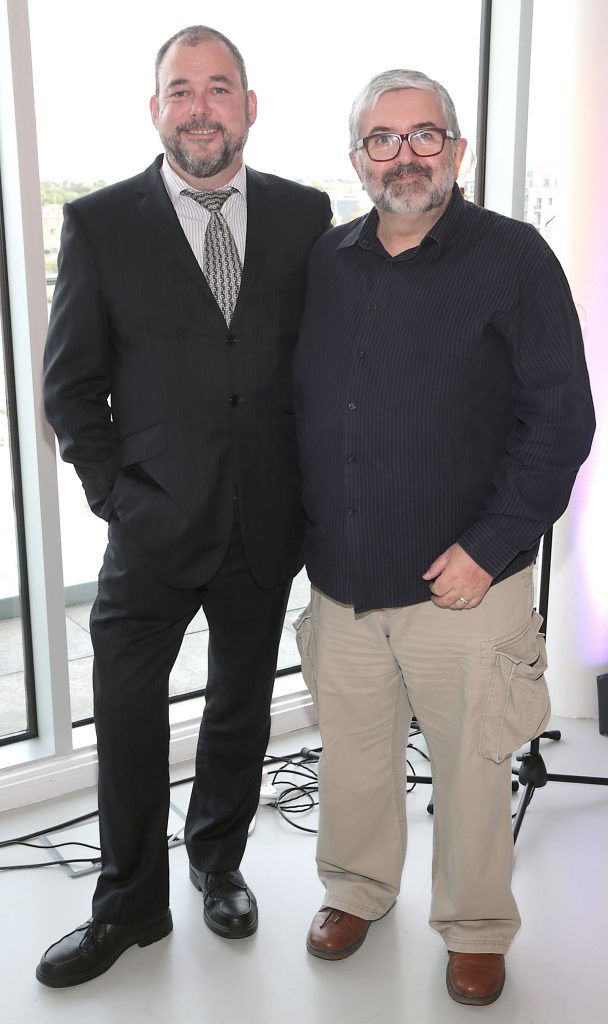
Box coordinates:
[422,543,493,610]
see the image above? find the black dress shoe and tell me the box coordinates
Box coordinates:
[189,865,258,938]
[35,910,173,988]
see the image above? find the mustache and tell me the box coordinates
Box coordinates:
[178,119,224,133]
[382,162,432,185]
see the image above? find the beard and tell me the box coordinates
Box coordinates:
[361,158,456,215]
[161,118,249,180]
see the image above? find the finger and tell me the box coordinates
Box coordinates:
[422,552,450,580]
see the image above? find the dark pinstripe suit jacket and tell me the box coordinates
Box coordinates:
[43,156,332,588]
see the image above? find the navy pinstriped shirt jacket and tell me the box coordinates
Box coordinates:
[293,186,595,613]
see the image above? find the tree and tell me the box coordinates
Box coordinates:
[40,180,107,205]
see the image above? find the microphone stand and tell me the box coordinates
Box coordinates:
[512,526,608,843]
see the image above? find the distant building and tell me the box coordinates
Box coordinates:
[524,166,558,239]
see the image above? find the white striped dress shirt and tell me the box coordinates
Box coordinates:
[160,156,248,270]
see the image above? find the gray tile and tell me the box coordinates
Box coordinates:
[67,632,213,719]
[169,630,210,697]
[185,608,208,634]
[0,617,24,675]
[65,617,93,660]
[68,657,94,722]
[65,602,93,631]
[284,607,306,635]
[0,669,28,736]
[276,626,300,671]
[66,602,208,635]
[287,568,311,611]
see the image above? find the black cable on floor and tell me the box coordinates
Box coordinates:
[0,730,429,867]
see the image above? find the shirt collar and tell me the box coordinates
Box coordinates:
[160,156,247,204]
[338,183,466,257]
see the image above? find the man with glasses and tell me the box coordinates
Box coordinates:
[39,25,331,987]
[293,70,594,1004]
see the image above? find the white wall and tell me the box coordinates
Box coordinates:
[532,0,608,717]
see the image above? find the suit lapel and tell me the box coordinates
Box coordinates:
[134,160,274,327]
[135,157,218,309]
[230,168,273,326]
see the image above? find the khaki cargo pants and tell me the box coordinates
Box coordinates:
[295,566,550,953]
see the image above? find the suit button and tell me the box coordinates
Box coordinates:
[348,401,358,410]
[229,394,240,406]
[226,334,236,344]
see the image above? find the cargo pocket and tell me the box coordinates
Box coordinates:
[480,610,551,764]
[293,603,317,706]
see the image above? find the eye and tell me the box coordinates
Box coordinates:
[170,90,189,99]
[375,134,396,147]
[412,129,439,146]
[212,87,229,95]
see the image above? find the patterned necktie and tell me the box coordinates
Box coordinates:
[181,187,242,323]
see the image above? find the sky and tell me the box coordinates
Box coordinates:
[28,0,483,186]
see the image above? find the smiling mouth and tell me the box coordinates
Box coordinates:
[178,121,223,141]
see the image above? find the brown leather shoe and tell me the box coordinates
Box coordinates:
[446,951,506,1005]
[306,906,371,960]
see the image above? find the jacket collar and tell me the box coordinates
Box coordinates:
[134,157,273,327]
[338,183,467,259]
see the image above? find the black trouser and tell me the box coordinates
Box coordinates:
[90,517,290,924]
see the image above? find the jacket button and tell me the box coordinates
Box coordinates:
[348,401,358,410]
[229,394,240,406]
[226,333,236,344]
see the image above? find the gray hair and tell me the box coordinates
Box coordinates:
[349,69,460,150]
[155,25,248,96]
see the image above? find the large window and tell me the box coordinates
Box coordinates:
[0,227,35,744]
[523,0,566,242]
[25,0,483,727]
[0,1,483,761]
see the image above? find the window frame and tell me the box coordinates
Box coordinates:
[0,169,37,745]
[0,0,496,806]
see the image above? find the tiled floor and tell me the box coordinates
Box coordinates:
[0,568,311,734]
[1,718,607,1023]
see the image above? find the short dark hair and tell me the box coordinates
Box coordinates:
[155,25,248,96]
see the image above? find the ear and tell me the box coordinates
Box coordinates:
[453,137,468,178]
[150,95,159,129]
[246,90,258,128]
[349,149,362,181]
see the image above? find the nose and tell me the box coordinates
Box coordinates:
[397,136,418,160]
[189,91,212,119]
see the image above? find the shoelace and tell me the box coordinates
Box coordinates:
[80,919,109,951]
[320,909,343,929]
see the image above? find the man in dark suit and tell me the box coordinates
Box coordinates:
[38,25,331,987]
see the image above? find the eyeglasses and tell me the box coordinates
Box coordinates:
[353,128,458,162]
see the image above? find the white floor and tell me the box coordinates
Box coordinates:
[1,718,607,1024]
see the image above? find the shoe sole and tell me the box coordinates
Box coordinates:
[189,866,258,939]
[35,912,173,988]
[306,923,371,961]
[203,908,258,939]
[446,964,505,1005]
